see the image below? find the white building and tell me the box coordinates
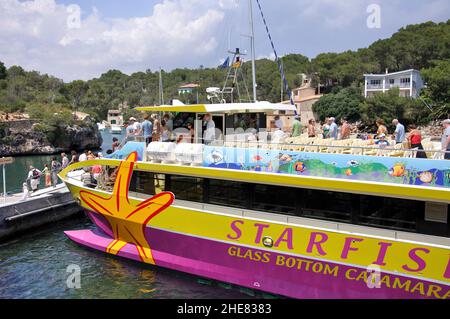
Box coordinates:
[364,69,424,98]
[107,110,123,126]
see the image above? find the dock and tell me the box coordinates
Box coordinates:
[0,184,83,241]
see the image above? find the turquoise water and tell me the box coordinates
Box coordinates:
[0,216,257,299]
[0,128,126,195]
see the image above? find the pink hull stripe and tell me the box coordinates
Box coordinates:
[64,228,449,299]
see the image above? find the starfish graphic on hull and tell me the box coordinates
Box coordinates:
[76,152,174,264]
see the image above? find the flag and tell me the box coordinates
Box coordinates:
[218,57,230,69]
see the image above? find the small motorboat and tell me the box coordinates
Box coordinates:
[110,125,122,134]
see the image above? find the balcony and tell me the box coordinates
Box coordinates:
[366,84,383,90]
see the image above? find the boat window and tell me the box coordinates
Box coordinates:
[252,184,297,216]
[300,190,352,223]
[129,170,165,196]
[207,179,250,209]
[357,196,421,232]
[168,175,204,202]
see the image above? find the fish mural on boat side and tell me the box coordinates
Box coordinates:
[203,146,450,188]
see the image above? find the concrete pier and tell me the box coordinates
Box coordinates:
[0,184,82,241]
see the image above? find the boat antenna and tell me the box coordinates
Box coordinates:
[248,0,257,103]
[255,0,295,108]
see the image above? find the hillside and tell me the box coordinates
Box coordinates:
[0,20,448,122]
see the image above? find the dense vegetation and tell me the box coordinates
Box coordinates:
[0,20,448,129]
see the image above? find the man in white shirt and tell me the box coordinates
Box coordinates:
[78,150,88,162]
[204,113,216,145]
[392,119,405,144]
[133,119,142,136]
[270,120,287,143]
[328,117,338,140]
[274,115,283,130]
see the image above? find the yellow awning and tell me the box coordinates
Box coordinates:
[135,104,207,113]
[135,102,296,114]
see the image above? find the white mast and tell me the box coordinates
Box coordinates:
[248,0,257,102]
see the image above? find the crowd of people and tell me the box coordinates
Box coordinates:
[125,113,175,145]
[22,149,107,200]
[19,114,450,200]
[124,113,217,145]
[271,115,450,160]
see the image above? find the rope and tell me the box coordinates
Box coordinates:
[255,0,296,110]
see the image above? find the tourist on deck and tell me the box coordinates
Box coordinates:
[329,117,338,140]
[78,150,88,162]
[26,166,41,193]
[322,118,330,138]
[112,137,120,152]
[141,115,153,146]
[61,153,69,169]
[69,150,78,164]
[187,123,195,143]
[133,119,143,137]
[163,113,173,132]
[376,119,388,138]
[126,117,137,136]
[441,119,450,160]
[87,151,95,160]
[340,118,350,140]
[50,157,62,187]
[270,120,287,143]
[307,119,316,138]
[161,120,170,142]
[274,115,283,130]
[375,133,390,156]
[91,158,103,189]
[407,124,427,159]
[151,114,161,142]
[291,115,302,137]
[392,119,406,144]
[42,164,51,187]
[204,113,216,145]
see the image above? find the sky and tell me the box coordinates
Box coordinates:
[0,0,448,82]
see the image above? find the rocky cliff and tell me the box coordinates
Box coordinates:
[0,120,103,157]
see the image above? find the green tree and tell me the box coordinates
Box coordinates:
[313,87,364,122]
[0,61,6,80]
[421,59,450,118]
[361,88,431,127]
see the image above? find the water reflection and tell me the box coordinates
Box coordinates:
[0,216,260,299]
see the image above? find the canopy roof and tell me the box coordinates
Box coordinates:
[135,102,296,114]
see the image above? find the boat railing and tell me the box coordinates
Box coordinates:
[114,133,449,160]
[174,137,450,160]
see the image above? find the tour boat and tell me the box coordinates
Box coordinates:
[60,102,450,299]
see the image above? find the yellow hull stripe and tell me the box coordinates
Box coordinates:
[64,180,450,285]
